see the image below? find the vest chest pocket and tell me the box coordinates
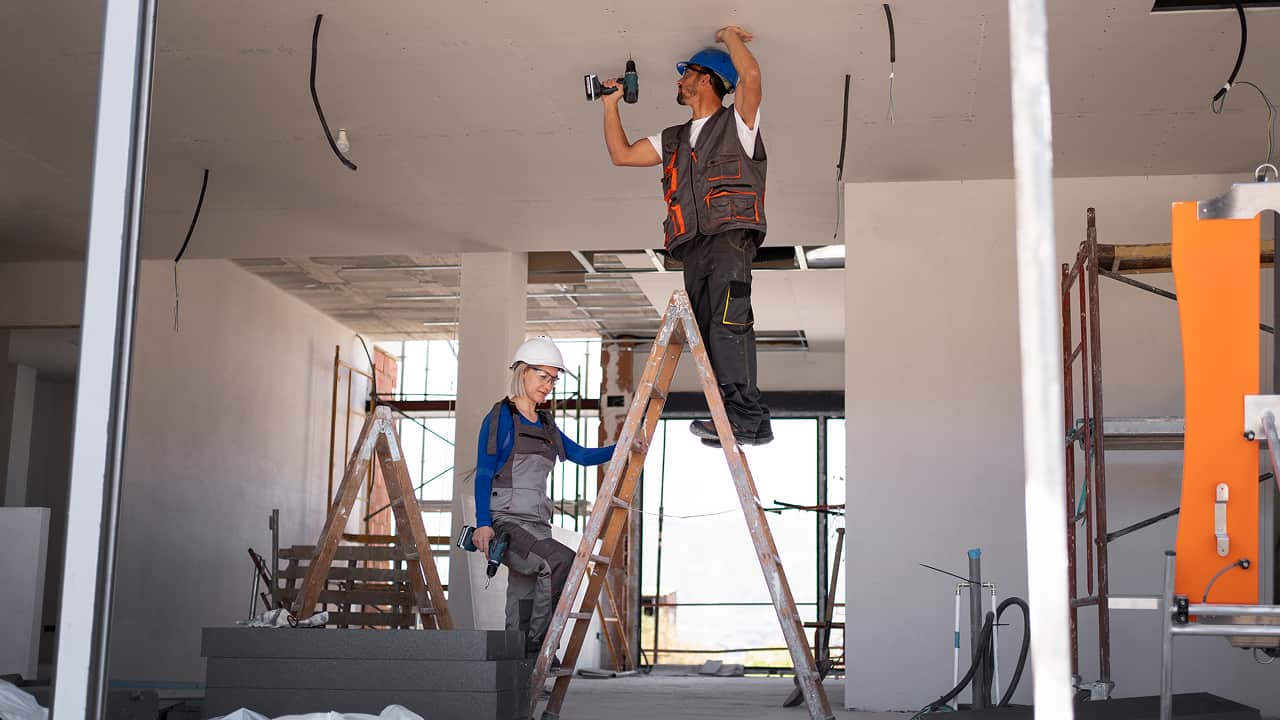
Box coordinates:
[705,155,742,184]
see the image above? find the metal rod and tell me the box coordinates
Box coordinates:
[1100,269,1275,334]
[651,421,668,665]
[1170,624,1280,637]
[53,1,157,717]
[968,550,985,709]
[1186,603,1280,617]
[1008,0,1076,714]
[328,345,340,505]
[816,416,829,633]
[1086,218,1113,687]
[1159,552,1175,720]
[1061,263,1081,679]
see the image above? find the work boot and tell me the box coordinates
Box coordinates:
[754,417,774,445]
[690,419,756,446]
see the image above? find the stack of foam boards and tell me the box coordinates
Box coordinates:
[201,628,530,720]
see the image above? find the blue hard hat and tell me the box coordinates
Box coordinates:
[676,48,737,92]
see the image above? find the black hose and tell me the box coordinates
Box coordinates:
[916,597,1031,714]
[310,14,358,171]
[1211,1,1247,108]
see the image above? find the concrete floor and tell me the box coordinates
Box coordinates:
[555,673,905,720]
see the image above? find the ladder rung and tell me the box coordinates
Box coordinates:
[549,667,574,677]
[650,387,667,401]
[589,553,610,565]
[569,611,593,620]
[418,607,437,615]
[609,496,631,510]
[403,551,419,560]
[390,497,406,508]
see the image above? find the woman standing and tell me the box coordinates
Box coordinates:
[471,337,615,659]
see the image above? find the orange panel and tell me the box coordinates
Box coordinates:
[1171,201,1260,605]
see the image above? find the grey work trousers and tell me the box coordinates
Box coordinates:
[675,229,771,433]
[492,514,575,656]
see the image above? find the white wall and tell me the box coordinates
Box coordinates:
[633,348,843,394]
[844,175,1280,714]
[0,259,363,685]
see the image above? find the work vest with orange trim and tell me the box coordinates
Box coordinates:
[659,104,767,254]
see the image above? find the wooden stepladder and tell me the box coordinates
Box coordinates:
[528,290,834,720]
[292,405,453,629]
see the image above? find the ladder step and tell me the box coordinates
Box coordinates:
[609,497,631,510]
[418,607,437,615]
[403,551,419,560]
[390,497,406,508]
[589,553,611,565]
[569,612,593,620]
[549,667,575,678]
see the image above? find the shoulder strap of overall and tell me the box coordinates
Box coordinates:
[485,399,513,456]
[539,409,566,461]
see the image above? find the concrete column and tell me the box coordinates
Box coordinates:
[1,362,38,506]
[450,253,528,629]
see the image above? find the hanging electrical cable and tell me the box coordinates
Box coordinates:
[172,168,210,332]
[883,4,896,125]
[1210,1,1247,112]
[311,14,358,171]
[832,73,851,239]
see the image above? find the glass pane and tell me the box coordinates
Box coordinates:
[640,418,819,666]
[826,418,847,618]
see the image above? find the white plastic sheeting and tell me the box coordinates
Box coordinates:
[211,705,424,720]
[0,679,49,720]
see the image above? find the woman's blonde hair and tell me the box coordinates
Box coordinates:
[508,362,529,400]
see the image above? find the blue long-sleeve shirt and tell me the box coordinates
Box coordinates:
[474,409,615,527]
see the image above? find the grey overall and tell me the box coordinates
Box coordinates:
[485,399,576,656]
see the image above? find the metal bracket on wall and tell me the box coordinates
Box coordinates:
[1198,173,1280,220]
[1214,483,1230,558]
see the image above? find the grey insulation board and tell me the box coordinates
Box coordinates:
[205,657,532,692]
[201,628,524,661]
[201,687,527,720]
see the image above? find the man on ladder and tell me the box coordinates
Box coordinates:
[601,24,772,448]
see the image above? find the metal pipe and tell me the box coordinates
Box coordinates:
[968,549,986,709]
[1186,603,1280,617]
[1160,552,1176,720]
[52,1,157,717]
[991,584,1002,706]
[1085,223,1113,688]
[651,421,668,665]
[1008,0,1075,715]
[816,416,829,636]
[1060,262,1081,679]
[953,584,965,711]
[1170,624,1280,637]
[328,345,340,504]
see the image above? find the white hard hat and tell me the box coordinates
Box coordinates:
[510,336,566,371]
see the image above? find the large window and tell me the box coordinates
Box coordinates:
[640,415,845,670]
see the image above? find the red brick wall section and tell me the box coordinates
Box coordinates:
[367,347,398,538]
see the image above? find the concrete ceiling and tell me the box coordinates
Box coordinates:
[6,1,1280,264]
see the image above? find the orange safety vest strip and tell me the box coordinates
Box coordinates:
[1171,200,1260,605]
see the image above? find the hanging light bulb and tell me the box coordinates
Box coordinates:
[335,128,351,153]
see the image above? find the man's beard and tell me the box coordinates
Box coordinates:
[677,89,686,106]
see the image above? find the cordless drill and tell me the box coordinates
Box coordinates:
[584,59,638,103]
[457,525,510,578]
